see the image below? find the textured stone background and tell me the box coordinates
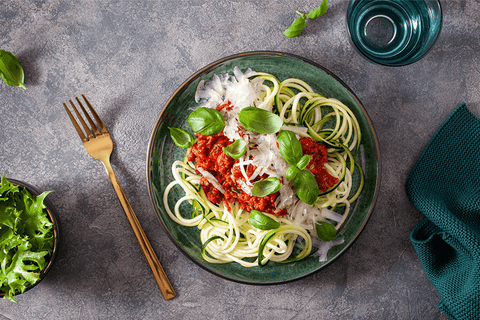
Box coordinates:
[1,0,476,319]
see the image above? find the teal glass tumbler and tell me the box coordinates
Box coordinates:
[346,0,442,66]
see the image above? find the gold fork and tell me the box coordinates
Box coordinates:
[63,95,176,300]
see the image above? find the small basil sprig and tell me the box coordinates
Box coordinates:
[315,220,336,242]
[251,177,281,197]
[168,127,195,148]
[249,210,280,230]
[306,0,329,19]
[0,50,26,89]
[277,130,319,205]
[188,107,225,135]
[222,139,247,159]
[283,0,329,38]
[238,107,283,134]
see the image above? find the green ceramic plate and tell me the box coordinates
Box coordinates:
[146,51,380,284]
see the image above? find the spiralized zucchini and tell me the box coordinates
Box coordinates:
[164,160,311,267]
[163,70,364,267]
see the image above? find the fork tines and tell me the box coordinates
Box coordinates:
[63,95,108,142]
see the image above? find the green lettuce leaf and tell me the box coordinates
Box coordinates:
[0,175,54,303]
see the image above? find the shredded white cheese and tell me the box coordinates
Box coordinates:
[197,167,225,193]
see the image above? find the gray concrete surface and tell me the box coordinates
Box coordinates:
[0,0,472,319]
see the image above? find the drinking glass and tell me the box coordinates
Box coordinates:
[346,0,442,67]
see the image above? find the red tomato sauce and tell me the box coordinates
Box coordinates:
[216,100,233,111]
[187,132,287,216]
[299,137,338,192]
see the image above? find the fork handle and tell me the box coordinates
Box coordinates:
[102,160,176,300]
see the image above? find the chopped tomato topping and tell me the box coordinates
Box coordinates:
[188,132,287,216]
[216,100,233,111]
[299,137,338,192]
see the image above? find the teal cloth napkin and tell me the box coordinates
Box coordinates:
[407,103,480,320]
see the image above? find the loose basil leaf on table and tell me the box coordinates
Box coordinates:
[283,0,329,38]
[222,139,247,159]
[315,220,337,242]
[251,177,281,197]
[277,130,303,165]
[188,107,225,135]
[249,210,280,230]
[0,50,26,89]
[283,13,307,38]
[293,169,319,205]
[168,127,195,148]
[238,107,283,134]
[307,0,329,19]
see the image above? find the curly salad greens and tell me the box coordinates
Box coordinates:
[0,175,54,303]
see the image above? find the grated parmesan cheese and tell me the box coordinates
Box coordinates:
[197,167,225,193]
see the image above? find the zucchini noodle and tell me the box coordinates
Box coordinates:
[163,68,364,267]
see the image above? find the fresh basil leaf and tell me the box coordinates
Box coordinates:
[283,13,307,38]
[251,177,281,197]
[222,139,247,159]
[0,50,26,89]
[188,107,225,135]
[286,165,300,181]
[238,107,283,134]
[296,155,311,170]
[168,127,195,149]
[307,0,329,19]
[293,170,319,205]
[315,220,336,242]
[277,130,303,165]
[250,210,280,230]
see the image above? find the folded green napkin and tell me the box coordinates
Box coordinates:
[407,103,480,320]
